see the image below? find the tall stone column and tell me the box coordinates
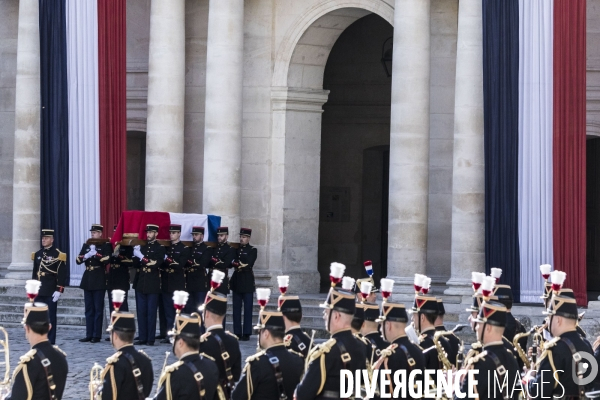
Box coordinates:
[445,0,485,296]
[387,0,431,293]
[144,0,185,212]
[6,0,41,283]
[202,0,244,234]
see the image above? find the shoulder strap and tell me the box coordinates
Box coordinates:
[265,350,288,400]
[183,360,206,400]
[398,344,416,371]
[212,333,234,391]
[562,337,587,399]
[293,333,307,352]
[486,351,509,400]
[122,352,146,400]
[35,349,57,400]
[335,340,351,369]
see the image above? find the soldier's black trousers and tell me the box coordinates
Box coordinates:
[232,291,253,336]
[84,289,105,339]
[35,295,57,344]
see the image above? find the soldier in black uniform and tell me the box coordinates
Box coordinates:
[184,226,212,314]
[76,224,111,343]
[108,226,132,313]
[160,224,190,343]
[199,291,242,398]
[525,293,594,399]
[230,228,257,341]
[375,302,425,399]
[410,294,440,370]
[210,227,235,296]
[358,302,388,365]
[295,286,367,400]
[8,302,68,400]
[232,308,304,400]
[434,298,461,367]
[458,300,521,400]
[154,313,224,400]
[100,310,154,399]
[31,228,67,345]
[132,224,165,346]
[279,294,311,358]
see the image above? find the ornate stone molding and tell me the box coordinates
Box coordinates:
[271,86,330,113]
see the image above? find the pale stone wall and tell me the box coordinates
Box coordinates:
[0,0,18,273]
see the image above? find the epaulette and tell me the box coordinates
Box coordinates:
[225,331,239,340]
[53,345,67,357]
[307,338,336,364]
[288,349,304,358]
[200,332,211,342]
[57,250,67,262]
[245,350,266,364]
[467,350,487,366]
[18,349,37,364]
[201,352,215,362]
[138,349,151,360]
[379,343,398,359]
[31,252,35,261]
[544,337,560,349]
[284,334,293,347]
[164,360,184,374]
[106,351,122,365]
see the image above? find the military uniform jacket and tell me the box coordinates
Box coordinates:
[156,353,222,400]
[32,246,68,297]
[101,345,153,400]
[284,326,311,358]
[8,340,68,400]
[186,242,212,292]
[295,329,367,400]
[161,241,190,293]
[232,343,304,400]
[527,330,594,399]
[229,244,257,294]
[419,327,439,370]
[458,342,520,400]
[377,336,426,400]
[77,242,111,291]
[435,325,461,367]
[199,327,242,391]
[363,331,389,364]
[211,243,235,294]
[108,245,132,292]
[134,241,165,294]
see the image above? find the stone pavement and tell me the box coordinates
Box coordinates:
[0,325,260,399]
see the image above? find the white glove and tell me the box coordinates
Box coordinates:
[83,248,95,260]
[164,254,168,260]
[52,291,61,302]
[133,246,144,260]
[89,244,96,252]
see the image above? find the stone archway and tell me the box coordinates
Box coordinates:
[268,2,394,292]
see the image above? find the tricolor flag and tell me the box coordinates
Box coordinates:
[483,0,586,304]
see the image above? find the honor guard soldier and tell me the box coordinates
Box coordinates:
[132,224,166,346]
[232,307,304,400]
[100,308,154,399]
[9,302,68,400]
[199,291,242,398]
[434,298,461,367]
[77,224,111,343]
[525,292,594,399]
[410,293,440,370]
[375,302,426,399]
[279,293,311,358]
[358,302,388,364]
[230,228,257,341]
[160,224,190,343]
[295,276,367,400]
[31,228,67,345]
[459,299,521,400]
[185,226,212,314]
[108,226,132,313]
[155,313,224,400]
[210,227,235,296]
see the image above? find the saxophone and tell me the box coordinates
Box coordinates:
[513,325,545,366]
[0,327,11,400]
[89,363,103,400]
[433,331,453,371]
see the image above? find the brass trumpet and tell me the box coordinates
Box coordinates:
[0,327,11,400]
[89,362,103,400]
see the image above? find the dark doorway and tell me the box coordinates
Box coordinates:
[127,131,146,210]
[587,137,600,297]
[317,14,393,290]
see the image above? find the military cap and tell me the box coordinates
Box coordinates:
[170,313,201,338]
[354,303,366,321]
[90,224,103,233]
[169,224,182,232]
[361,302,380,322]
[436,298,446,316]
[191,226,205,234]
[145,224,159,232]
[41,229,54,237]
[555,288,575,299]
[493,284,514,309]
[254,309,285,331]
[355,277,377,294]
[107,311,136,333]
[200,292,228,316]
[279,295,302,314]
[216,227,229,235]
[319,288,355,315]
[474,301,507,327]
[411,294,438,315]
[240,228,252,236]
[377,302,408,323]
[23,302,50,326]
[543,294,579,320]
[541,281,552,300]
[466,293,484,313]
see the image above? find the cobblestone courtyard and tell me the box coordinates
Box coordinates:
[1,325,259,399]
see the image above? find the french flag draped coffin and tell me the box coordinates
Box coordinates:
[483,0,586,304]
[39,1,127,286]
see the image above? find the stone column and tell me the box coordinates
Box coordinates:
[202,0,244,235]
[144,0,186,212]
[387,0,431,293]
[444,0,485,296]
[6,0,41,283]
